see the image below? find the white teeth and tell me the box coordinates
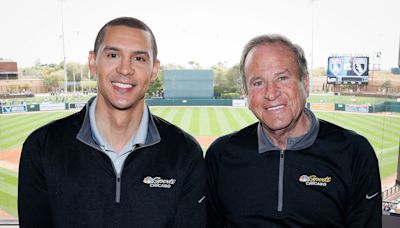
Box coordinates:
[112,82,133,89]
[268,105,284,111]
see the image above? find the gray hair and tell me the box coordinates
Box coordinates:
[239,34,309,94]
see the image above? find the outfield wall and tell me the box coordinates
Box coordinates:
[0,99,399,114]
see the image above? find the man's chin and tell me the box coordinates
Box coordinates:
[111,100,132,110]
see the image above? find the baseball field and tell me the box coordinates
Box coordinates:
[0,106,399,217]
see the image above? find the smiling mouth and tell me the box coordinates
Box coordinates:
[112,82,133,89]
[267,105,284,111]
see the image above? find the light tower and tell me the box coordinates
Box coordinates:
[60,0,68,93]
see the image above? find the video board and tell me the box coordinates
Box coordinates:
[327,56,369,85]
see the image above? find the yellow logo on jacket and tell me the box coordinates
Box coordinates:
[299,174,331,187]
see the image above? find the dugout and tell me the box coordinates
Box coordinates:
[163,70,213,99]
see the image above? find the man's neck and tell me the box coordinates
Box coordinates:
[95,99,144,152]
[264,111,310,150]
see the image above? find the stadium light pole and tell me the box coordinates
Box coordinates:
[60,0,68,93]
[398,35,400,68]
[310,0,316,93]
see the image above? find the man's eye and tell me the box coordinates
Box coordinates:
[107,53,118,58]
[278,75,289,81]
[252,81,263,87]
[134,56,146,62]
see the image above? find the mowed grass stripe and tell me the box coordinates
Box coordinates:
[0,182,17,196]
[227,108,254,129]
[355,116,400,143]
[379,150,398,177]
[199,108,211,136]
[176,108,193,133]
[214,108,235,134]
[316,112,397,147]
[189,108,200,135]
[236,108,258,124]
[0,191,17,217]
[150,107,170,117]
[0,111,72,130]
[0,112,73,133]
[332,115,389,146]
[1,114,63,144]
[344,115,400,138]
[316,112,396,145]
[222,109,241,132]
[0,168,18,186]
[164,108,180,123]
[208,108,221,136]
[0,112,75,150]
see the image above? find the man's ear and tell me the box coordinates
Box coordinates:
[88,51,97,77]
[303,73,310,97]
[150,59,160,82]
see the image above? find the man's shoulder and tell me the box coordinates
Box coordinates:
[213,122,258,145]
[206,122,258,159]
[318,119,366,139]
[317,119,372,150]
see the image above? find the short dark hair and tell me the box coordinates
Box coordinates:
[239,34,308,94]
[94,17,158,62]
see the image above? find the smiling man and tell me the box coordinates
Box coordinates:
[18,17,206,227]
[206,34,382,227]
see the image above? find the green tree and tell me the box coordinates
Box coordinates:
[41,69,63,91]
[381,80,392,93]
[213,64,241,98]
[66,62,84,82]
[147,70,164,97]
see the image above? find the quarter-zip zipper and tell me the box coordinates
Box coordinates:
[115,175,121,203]
[114,144,138,203]
[277,150,285,212]
[79,137,161,204]
[112,141,159,203]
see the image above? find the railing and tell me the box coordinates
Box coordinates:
[383,185,400,200]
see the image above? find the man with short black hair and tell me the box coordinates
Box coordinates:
[18,17,206,227]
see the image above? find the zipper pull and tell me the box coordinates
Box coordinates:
[115,175,121,203]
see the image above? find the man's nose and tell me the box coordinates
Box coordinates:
[116,58,134,75]
[264,82,280,100]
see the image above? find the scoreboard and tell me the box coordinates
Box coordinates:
[327,56,369,85]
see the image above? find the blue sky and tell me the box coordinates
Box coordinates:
[1,0,399,69]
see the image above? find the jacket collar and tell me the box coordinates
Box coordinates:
[258,108,319,153]
[76,96,161,150]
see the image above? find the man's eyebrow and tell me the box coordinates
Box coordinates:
[103,46,119,52]
[275,69,290,76]
[248,75,262,83]
[133,51,150,58]
[103,46,150,57]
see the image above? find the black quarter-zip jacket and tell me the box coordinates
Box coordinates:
[18,104,206,228]
[206,119,382,228]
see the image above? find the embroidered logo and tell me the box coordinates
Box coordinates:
[366,192,379,200]
[143,176,176,189]
[198,196,206,204]
[299,174,331,187]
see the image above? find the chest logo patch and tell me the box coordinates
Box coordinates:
[299,174,331,187]
[143,176,176,189]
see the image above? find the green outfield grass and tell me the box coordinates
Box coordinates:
[0,107,399,217]
[0,111,77,150]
